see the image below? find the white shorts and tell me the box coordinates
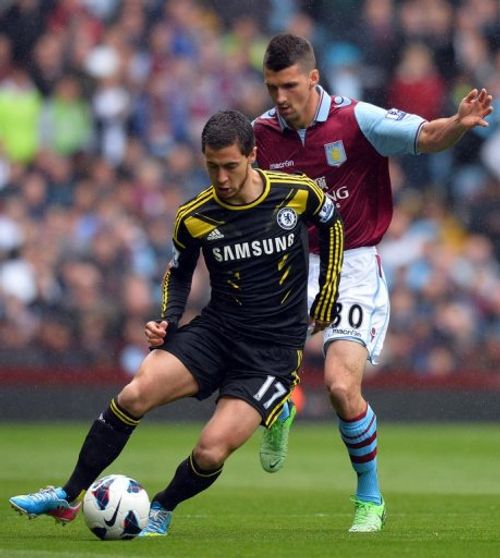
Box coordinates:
[308,247,390,365]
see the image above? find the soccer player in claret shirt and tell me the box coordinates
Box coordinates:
[9,110,343,536]
[253,33,493,532]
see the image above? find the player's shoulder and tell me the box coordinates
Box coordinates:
[317,95,359,134]
[252,108,281,133]
[175,185,214,221]
[263,169,321,193]
[327,95,358,117]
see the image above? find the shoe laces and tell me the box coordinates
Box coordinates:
[143,504,170,534]
[351,497,381,523]
[30,486,61,504]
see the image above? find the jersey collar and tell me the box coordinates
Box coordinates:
[212,170,271,210]
[277,85,332,130]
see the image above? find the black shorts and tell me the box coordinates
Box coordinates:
[158,315,302,427]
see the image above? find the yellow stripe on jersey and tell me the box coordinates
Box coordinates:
[176,186,213,218]
[308,182,327,215]
[173,237,186,250]
[281,289,291,304]
[315,220,343,321]
[261,170,301,181]
[323,221,343,321]
[174,190,214,241]
[264,172,325,215]
[265,175,313,188]
[271,188,296,219]
[214,172,271,210]
[173,187,214,242]
[262,170,310,184]
[286,188,308,215]
[279,265,291,285]
[263,170,321,193]
[278,254,288,271]
[316,225,335,320]
[193,212,225,227]
[160,268,172,318]
[264,350,302,427]
[292,349,303,386]
[184,215,219,239]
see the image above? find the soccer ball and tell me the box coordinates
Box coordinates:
[83,474,150,540]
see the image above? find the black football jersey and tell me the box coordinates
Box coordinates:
[161,169,343,347]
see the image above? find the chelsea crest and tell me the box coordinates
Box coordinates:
[276,207,298,230]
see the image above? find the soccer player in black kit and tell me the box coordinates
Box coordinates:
[10,110,344,537]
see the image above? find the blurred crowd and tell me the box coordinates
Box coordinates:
[0,0,498,377]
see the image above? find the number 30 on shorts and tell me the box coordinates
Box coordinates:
[332,302,364,328]
[253,376,287,409]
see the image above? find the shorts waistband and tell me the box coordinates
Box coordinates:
[344,246,378,258]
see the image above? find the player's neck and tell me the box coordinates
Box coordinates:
[291,87,321,130]
[232,168,264,205]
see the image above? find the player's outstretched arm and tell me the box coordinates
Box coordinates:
[418,88,494,153]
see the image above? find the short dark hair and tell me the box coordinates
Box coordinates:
[263,33,316,72]
[201,110,255,156]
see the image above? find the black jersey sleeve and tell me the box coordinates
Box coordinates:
[160,217,200,325]
[305,183,344,323]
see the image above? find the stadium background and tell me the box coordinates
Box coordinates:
[0,0,498,421]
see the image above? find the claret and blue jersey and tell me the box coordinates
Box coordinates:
[253,86,425,252]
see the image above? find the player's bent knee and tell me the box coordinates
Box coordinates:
[117,381,152,417]
[193,442,228,470]
[325,377,350,404]
[325,372,361,402]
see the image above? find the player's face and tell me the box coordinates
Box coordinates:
[204,143,257,203]
[264,63,320,129]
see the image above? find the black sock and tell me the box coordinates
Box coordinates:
[63,398,142,502]
[153,454,223,511]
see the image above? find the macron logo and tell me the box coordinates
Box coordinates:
[269,160,294,170]
[206,228,224,241]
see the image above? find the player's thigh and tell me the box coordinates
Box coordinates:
[222,343,302,428]
[118,349,199,413]
[160,316,228,401]
[196,397,262,456]
[324,338,367,390]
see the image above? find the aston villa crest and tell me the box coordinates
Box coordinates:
[324,141,346,167]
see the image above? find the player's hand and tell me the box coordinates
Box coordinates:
[145,320,168,347]
[309,319,330,335]
[457,88,494,129]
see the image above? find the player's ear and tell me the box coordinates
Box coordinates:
[248,146,257,164]
[309,69,320,89]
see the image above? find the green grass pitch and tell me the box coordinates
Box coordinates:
[2,421,500,557]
